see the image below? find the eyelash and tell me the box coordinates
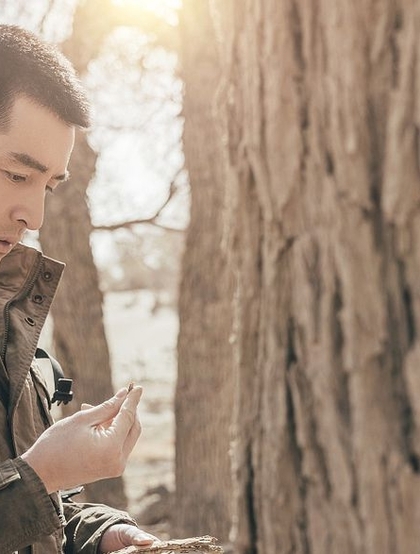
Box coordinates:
[4,171,55,194]
[5,171,26,183]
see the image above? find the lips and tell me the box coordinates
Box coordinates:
[0,228,25,257]
[0,233,21,254]
[0,239,13,255]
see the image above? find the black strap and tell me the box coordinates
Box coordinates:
[35,348,73,405]
[35,348,65,380]
[0,361,9,408]
[0,350,73,409]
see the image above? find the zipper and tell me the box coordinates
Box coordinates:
[0,252,43,362]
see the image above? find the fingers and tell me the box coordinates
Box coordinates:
[127,529,156,547]
[110,386,143,440]
[79,386,142,443]
[81,387,129,426]
[78,385,143,465]
[122,409,142,458]
[119,524,156,546]
[23,385,145,494]
[99,524,157,553]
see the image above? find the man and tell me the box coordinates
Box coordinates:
[0,24,156,553]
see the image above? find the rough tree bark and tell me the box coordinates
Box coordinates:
[111,535,224,554]
[204,1,420,553]
[175,0,234,542]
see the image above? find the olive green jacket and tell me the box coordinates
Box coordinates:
[0,244,136,553]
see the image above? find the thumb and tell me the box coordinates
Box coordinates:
[81,388,128,425]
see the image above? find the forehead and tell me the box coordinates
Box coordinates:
[0,96,75,172]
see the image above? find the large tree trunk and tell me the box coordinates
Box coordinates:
[206,1,420,552]
[174,0,235,542]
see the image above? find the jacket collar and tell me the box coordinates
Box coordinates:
[0,242,65,302]
[0,243,64,286]
[0,239,64,322]
[0,242,65,342]
[0,243,65,414]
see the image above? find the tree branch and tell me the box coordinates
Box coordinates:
[38,0,56,35]
[93,179,185,233]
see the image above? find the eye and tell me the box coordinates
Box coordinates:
[5,171,27,183]
[45,185,54,195]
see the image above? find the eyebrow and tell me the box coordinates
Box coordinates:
[8,151,70,182]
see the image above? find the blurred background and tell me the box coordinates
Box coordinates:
[1,0,185,541]
[3,2,420,553]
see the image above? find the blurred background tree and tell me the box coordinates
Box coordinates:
[174,0,234,542]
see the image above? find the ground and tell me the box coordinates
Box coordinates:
[103,289,178,535]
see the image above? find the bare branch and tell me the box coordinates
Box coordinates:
[38,0,56,35]
[93,176,185,234]
[94,218,184,233]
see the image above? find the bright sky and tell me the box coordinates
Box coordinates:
[111,0,181,24]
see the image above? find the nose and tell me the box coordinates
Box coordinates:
[12,187,46,231]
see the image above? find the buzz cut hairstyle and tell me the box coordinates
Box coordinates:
[0,24,90,130]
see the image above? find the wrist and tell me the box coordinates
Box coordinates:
[21,451,59,494]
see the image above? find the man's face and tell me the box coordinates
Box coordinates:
[0,95,75,262]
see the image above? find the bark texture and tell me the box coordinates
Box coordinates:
[206,1,420,553]
[175,0,235,542]
[111,535,224,553]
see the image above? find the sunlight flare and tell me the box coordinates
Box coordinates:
[111,0,181,14]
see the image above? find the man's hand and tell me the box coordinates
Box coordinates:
[21,386,143,494]
[98,524,156,553]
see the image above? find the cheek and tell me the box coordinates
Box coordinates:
[0,180,14,213]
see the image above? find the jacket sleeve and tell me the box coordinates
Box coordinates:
[0,457,63,552]
[63,499,138,554]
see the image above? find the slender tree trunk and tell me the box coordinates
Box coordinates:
[175,0,234,541]
[39,0,131,509]
[39,131,128,509]
[39,0,177,511]
[40,135,109,410]
[207,1,420,552]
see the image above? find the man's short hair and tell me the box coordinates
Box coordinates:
[0,24,90,130]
